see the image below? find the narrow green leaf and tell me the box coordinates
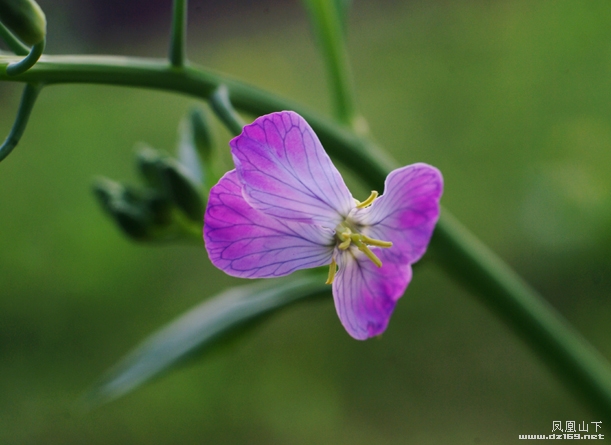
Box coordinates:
[84,274,329,407]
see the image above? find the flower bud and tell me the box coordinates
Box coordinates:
[135,144,165,189]
[134,145,204,221]
[92,177,154,241]
[159,158,205,222]
[0,0,46,45]
[144,193,173,226]
[189,107,213,163]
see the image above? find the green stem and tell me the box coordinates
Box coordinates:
[169,0,187,68]
[209,85,246,136]
[6,39,44,76]
[433,212,611,420]
[1,55,611,418]
[0,21,29,56]
[0,82,42,162]
[302,0,358,128]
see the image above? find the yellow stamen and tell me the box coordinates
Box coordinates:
[350,234,383,267]
[361,234,393,248]
[332,220,392,269]
[325,258,337,284]
[356,191,379,209]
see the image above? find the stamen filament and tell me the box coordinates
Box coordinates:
[325,258,337,284]
[360,235,393,248]
[350,235,383,267]
[356,191,379,208]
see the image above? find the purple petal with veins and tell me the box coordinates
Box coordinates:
[352,163,443,265]
[231,111,354,228]
[204,170,335,278]
[333,248,412,340]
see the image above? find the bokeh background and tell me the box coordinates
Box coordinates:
[2,0,611,443]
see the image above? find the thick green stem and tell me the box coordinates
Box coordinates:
[169,0,187,67]
[1,55,611,418]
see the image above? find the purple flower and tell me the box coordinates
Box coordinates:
[204,111,443,340]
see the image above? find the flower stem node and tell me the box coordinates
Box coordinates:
[204,111,443,340]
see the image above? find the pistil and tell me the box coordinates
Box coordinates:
[325,258,337,284]
[355,191,378,208]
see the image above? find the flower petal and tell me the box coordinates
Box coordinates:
[333,248,412,340]
[204,170,334,278]
[231,111,354,228]
[353,163,443,264]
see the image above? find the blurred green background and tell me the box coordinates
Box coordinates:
[2,0,611,443]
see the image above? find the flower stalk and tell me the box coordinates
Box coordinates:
[169,0,187,68]
[302,0,365,133]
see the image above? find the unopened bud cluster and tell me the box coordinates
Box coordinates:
[92,108,215,242]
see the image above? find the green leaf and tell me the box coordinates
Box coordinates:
[84,274,329,407]
[159,157,205,222]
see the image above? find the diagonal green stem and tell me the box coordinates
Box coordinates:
[209,85,245,136]
[169,0,187,67]
[1,55,611,419]
[0,21,29,56]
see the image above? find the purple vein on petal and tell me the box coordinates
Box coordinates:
[204,170,334,278]
[231,111,354,228]
[333,249,412,340]
[353,163,443,265]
